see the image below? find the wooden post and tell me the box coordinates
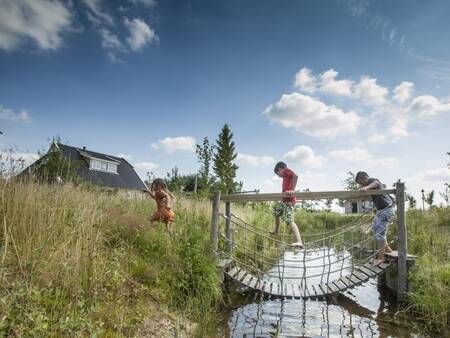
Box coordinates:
[225,202,232,253]
[396,181,408,301]
[210,191,221,257]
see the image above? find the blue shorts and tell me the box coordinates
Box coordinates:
[372,206,394,241]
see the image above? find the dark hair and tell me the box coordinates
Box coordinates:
[355,171,369,183]
[151,178,167,191]
[274,161,287,174]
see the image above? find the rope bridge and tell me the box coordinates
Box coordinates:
[217,210,392,299]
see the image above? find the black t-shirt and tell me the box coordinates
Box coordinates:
[367,178,393,210]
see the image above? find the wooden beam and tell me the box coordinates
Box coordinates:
[210,191,221,257]
[220,189,396,202]
[225,201,232,254]
[396,182,408,301]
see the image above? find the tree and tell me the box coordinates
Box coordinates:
[425,190,435,208]
[339,171,358,208]
[342,171,358,191]
[195,136,215,189]
[213,124,239,193]
[406,194,417,209]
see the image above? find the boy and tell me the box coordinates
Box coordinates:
[355,171,394,266]
[270,162,304,248]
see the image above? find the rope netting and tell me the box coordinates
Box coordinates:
[218,207,397,292]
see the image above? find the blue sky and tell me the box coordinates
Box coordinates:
[1,0,450,206]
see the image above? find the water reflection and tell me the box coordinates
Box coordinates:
[224,249,426,338]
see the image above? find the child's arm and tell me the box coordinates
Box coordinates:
[359,180,380,191]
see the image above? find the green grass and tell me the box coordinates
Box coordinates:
[0,180,221,337]
[403,207,450,333]
[1,178,449,335]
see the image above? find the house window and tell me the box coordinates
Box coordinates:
[90,159,118,173]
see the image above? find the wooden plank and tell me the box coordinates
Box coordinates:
[312,284,324,297]
[307,285,317,298]
[227,266,240,279]
[340,276,354,288]
[319,283,332,295]
[327,282,340,294]
[241,273,254,287]
[352,270,368,283]
[396,182,408,301]
[220,189,396,202]
[333,280,347,292]
[210,191,221,256]
[248,277,259,290]
[357,265,377,278]
[348,273,363,285]
[368,264,383,274]
[236,269,247,282]
[262,281,270,294]
[272,283,281,297]
[225,202,232,254]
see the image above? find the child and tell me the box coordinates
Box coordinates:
[270,162,304,248]
[148,178,175,234]
[355,171,394,266]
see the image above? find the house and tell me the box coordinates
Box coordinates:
[23,143,149,197]
[344,199,373,214]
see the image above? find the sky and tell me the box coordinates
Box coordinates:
[1,0,450,207]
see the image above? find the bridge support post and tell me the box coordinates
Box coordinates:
[211,191,221,257]
[225,202,232,254]
[396,181,408,301]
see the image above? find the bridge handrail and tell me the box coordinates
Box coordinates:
[220,189,396,202]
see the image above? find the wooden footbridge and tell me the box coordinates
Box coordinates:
[210,183,409,301]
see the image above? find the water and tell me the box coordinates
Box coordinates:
[210,248,434,338]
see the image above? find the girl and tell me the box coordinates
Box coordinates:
[148,178,175,234]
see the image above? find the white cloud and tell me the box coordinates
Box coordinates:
[124,17,158,51]
[329,147,399,169]
[0,106,31,123]
[283,145,327,168]
[294,67,317,94]
[411,167,450,183]
[129,0,157,8]
[0,150,39,175]
[99,28,124,62]
[353,76,389,106]
[408,95,450,118]
[263,93,360,138]
[82,0,114,25]
[393,81,414,103]
[151,136,196,154]
[0,0,73,51]
[236,153,274,166]
[319,69,353,97]
[329,147,371,162]
[134,161,159,171]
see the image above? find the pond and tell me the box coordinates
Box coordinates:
[208,248,435,338]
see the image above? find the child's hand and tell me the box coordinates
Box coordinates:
[359,187,368,192]
[285,190,295,196]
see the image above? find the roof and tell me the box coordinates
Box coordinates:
[49,143,148,191]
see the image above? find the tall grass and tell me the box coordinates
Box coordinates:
[0,179,221,336]
[403,207,450,333]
